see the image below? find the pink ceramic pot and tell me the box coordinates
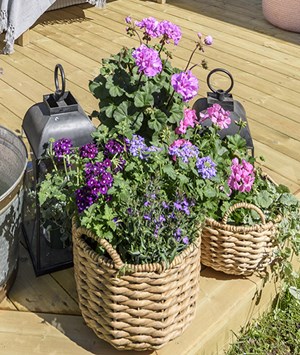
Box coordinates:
[262,0,300,32]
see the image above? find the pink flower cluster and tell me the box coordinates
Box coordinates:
[200,103,231,129]
[132,44,162,77]
[135,17,182,45]
[227,158,255,193]
[171,70,199,102]
[175,109,198,134]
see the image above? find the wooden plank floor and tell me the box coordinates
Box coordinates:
[0,1,299,354]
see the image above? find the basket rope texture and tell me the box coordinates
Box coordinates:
[201,202,279,276]
[72,221,201,351]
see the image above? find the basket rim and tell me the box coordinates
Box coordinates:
[72,219,201,273]
[204,215,281,233]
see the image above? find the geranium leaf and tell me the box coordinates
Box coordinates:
[148,117,162,132]
[113,101,129,122]
[134,91,154,108]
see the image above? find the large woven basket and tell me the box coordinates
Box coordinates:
[201,203,280,276]
[72,221,201,351]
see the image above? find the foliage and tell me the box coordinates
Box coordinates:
[38,16,299,272]
[226,273,300,355]
[89,17,209,145]
[39,16,213,264]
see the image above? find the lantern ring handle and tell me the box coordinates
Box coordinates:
[54,64,66,100]
[207,68,234,94]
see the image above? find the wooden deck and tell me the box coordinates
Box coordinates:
[0,0,300,354]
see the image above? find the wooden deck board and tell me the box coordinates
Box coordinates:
[0,0,300,353]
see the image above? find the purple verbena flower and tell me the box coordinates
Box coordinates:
[84,162,105,178]
[171,70,199,102]
[53,138,73,160]
[105,140,124,155]
[132,44,162,77]
[75,187,97,213]
[100,172,114,187]
[79,143,98,159]
[196,156,217,179]
[159,20,182,45]
[86,177,102,195]
[144,214,151,221]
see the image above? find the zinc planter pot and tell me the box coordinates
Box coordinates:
[262,0,300,32]
[72,220,201,351]
[0,126,27,302]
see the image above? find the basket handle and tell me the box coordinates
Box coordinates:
[72,220,125,270]
[222,202,266,225]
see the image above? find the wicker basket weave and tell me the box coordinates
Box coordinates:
[72,221,201,351]
[201,203,280,276]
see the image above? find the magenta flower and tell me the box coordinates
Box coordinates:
[200,103,231,129]
[175,108,198,134]
[135,17,161,38]
[132,44,162,77]
[204,35,213,45]
[228,158,255,193]
[171,71,199,102]
[159,20,182,45]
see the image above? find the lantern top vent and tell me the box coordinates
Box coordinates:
[22,64,95,159]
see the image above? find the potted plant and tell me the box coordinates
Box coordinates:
[186,103,300,277]
[38,16,214,351]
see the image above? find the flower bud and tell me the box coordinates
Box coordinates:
[204,35,213,45]
[125,16,132,24]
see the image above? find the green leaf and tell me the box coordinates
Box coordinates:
[163,165,177,179]
[113,101,129,122]
[279,193,299,206]
[148,117,162,132]
[168,104,184,123]
[289,286,300,301]
[256,190,274,209]
[109,85,124,97]
[203,187,217,198]
[134,91,154,108]
[154,109,168,123]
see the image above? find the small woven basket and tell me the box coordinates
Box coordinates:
[201,203,280,276]
[72,221,201,351]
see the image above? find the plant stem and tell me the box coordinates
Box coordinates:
[184,43,199,72]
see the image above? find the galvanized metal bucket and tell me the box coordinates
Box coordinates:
[0,126,27,302]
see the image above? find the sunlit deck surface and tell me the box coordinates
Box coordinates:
[0,0,300,354]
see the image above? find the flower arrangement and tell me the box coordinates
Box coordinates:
[39,16,215,265]
[38,16,300,276]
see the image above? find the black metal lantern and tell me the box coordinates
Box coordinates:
[193,68,254,156]
[22,64,96,276]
